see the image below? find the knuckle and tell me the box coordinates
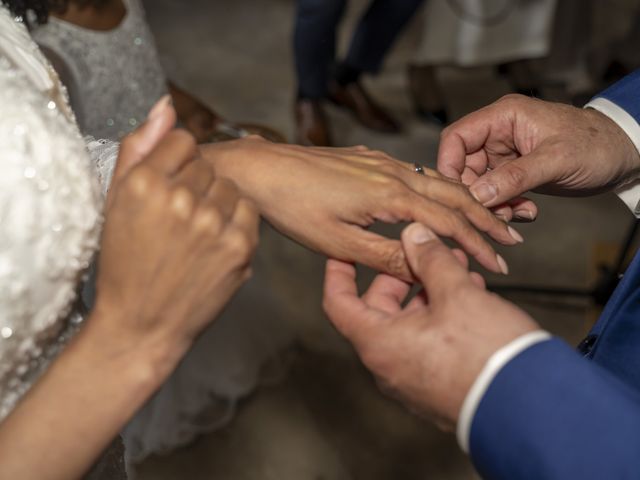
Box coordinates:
[193,205,223,232]
[498,93,525,105]
[440,125,452,140]
[224,228,255,265]
[440,211,465,235]
[169,186,196,219]
[503,163,529,190]
[242,267,254,282]
[172,128,198,154]
[125,165,157,197]
[376,160,396,176]
[372,149,390,159]
[384,246,407,276]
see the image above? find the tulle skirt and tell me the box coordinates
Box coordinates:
[121,254,295,466]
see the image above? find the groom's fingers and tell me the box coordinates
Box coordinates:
[470,272,487,289]
[451,248,469,269]
[401,223,475,302]
[362,274,412,314]
[323,260,380,339]
[506,196,539,222]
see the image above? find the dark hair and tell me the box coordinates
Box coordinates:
[1,0,108,24]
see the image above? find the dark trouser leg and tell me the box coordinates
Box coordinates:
[294,0,348,99]
[343,0,425,75]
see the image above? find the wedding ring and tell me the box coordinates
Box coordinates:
[414,163,426,175]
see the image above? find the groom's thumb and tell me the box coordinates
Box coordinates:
[469,151,549,208]
[402,223,473,300]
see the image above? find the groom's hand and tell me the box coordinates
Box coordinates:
[438,95,640,221]
[322,223,539,430]
[201,138,525,280]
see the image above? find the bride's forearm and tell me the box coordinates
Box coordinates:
[0,307,181,480]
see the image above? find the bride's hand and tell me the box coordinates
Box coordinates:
[202,137,522,279]
[94,127,259,361]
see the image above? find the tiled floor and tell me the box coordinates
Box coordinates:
[135,1,636,478]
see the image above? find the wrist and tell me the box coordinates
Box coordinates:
[82,303,186,390]
[585,100,640,187]
[455,330,552,453]
[199,137,272,201]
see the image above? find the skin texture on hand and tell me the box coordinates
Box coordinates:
[438,94,640,221]
[0,99,259,480]
[323,223,539,430]
[201,137,524,279]
[96,129,259,361]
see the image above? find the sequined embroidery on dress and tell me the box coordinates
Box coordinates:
[0,6,103,420]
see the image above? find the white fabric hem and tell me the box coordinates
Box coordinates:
[456,330,552,453]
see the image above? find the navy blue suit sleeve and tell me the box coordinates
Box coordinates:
[469,338,640,479]
[593,70,640,122]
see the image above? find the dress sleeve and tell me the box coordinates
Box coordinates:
[84,137,120,196]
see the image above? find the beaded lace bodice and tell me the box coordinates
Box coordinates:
[32,0,168,140]
[0,7,108,420]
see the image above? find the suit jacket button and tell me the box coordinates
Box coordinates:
[577,334,598,356]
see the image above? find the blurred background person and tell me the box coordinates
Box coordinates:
[33,0,282,143]
[408,0,557,125]
[550,0,640,104]
[293,0,425,146]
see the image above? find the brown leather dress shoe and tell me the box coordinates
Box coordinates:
[328,81,401,133]
[294,98,332,147]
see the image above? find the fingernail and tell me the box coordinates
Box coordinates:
[495,212,509,223]
[406,223,435,244]
[514,209,535,221]
[148,94,172,121]
[496,254,509,275]
[508,226,524,243]
[470,183,498,205]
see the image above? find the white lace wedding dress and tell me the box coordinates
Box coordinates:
[0,6,128,478]
[29,0,295,468]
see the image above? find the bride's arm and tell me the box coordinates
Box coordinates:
[0,105,259,479]
[0,307,179,479]
[199,138,521,280]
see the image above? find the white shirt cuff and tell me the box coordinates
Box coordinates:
[586,97,640,217]
[456,330,552,454]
